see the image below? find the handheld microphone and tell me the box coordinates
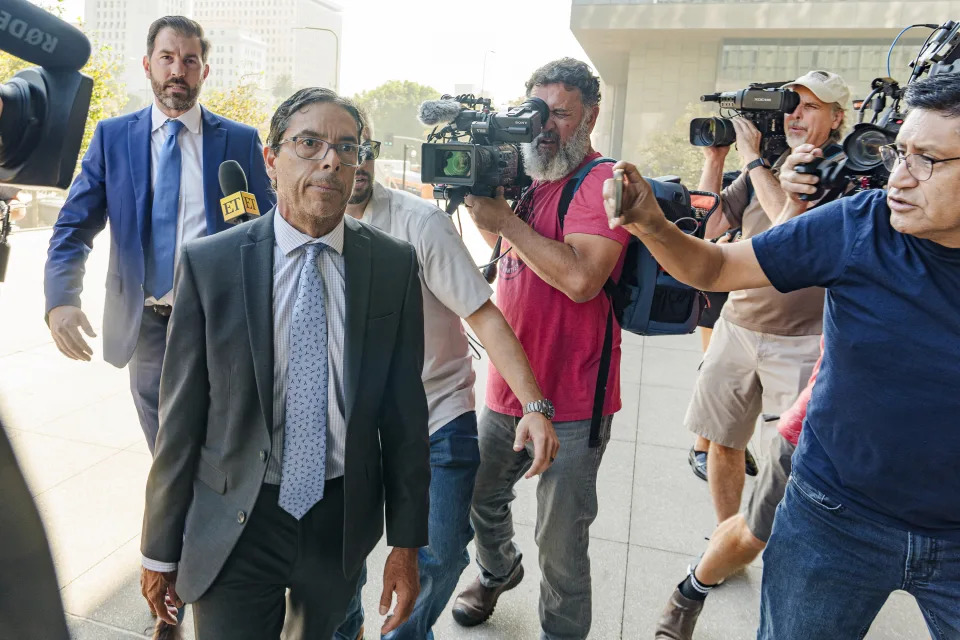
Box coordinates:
[0,0,91,71]
[417,98,464,126]
[218,160,260,224]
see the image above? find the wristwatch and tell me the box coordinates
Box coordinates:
[745,157,770,172]
[523,399,555,420]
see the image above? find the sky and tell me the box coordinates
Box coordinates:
[51,0,592,104]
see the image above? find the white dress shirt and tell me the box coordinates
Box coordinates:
[145,102,206,307]
[361,183,492,435]
[142,209,349,574]
[266,207,348,484]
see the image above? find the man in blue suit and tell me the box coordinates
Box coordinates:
[44,16,274,453]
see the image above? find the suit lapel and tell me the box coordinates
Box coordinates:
[241,210,276,433]
[342,216,371,426]
[128,107,152,250]
[202,107,228,235]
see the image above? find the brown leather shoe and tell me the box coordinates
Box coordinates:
[654,587,704,640]
[451,563,524,627]
[356,625,364,640]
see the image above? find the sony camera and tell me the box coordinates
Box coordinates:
[417,94,548,208]
[689,83,800,159]
[796,20,960,200]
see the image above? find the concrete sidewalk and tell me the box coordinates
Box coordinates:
[0,227,929,639]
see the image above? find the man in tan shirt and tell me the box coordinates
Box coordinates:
[684,70,850,531]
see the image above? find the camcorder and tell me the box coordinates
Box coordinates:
[0,0,95,281]
[795,20,960,200]
[417,93,548,212]
[689,83,800,160]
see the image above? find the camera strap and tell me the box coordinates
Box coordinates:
[558,157,617,448]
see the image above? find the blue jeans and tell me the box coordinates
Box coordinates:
[759,472,960,640]
[334,411,480,640]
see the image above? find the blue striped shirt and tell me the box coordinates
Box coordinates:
[267,208,348,484]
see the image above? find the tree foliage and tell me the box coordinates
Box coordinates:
[633,103,742,187]
[351,80,440,158]
[204,83,272,141]
[272,73,294,101]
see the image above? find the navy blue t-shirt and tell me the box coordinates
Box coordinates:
[752,189,960,541]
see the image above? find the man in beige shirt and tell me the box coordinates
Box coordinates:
[685,70,850,531]
[334,122,558,640]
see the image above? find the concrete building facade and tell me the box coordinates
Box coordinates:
[203,25,268,92]
[571,0,960,159]
[193,0,342,92]
[82,0,340,105]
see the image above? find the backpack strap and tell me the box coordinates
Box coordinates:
[558,157,616,231]
[556,156,616,448]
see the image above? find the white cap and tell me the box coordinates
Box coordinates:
[782,70,851,108]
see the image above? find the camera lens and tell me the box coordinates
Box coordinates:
[844,127,893,171]
[441,150,472,178]
[689,117,736,147]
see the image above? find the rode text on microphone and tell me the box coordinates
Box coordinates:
[0,0,94,190]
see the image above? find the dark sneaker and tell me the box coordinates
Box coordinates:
[745,447,758,477]
[654,587,704,640]
[688,446,707,481]
[451,563,524,627]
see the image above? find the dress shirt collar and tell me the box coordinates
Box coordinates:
[151,101,202,135]
[273,205,345,257]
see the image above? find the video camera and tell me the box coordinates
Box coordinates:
[795,20,960,200]
[417,93,548,212]
[689,83,800,160]
[0,0,95,281]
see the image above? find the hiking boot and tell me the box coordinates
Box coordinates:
[451,563,524,627]
[654,587,704,640]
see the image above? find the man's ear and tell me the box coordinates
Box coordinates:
[142,55,150,78]
[586,105,601,134]
[264,145,278,187]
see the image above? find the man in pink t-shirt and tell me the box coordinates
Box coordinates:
[452,58,630,640]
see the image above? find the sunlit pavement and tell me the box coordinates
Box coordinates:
[0,223,928,639]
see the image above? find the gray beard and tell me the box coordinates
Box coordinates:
[521,114,593,182]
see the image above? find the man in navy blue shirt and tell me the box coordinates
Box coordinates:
[606,73,960,639]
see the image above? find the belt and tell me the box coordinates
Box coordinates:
[150,304,173,317]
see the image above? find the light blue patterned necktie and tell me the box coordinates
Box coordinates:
[145,118,185,299]
[279,243,329,520]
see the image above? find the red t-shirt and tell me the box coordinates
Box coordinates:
[487,152,631,421]
[776,336,824,446]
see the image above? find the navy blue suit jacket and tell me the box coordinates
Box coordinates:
[44,106,275,367]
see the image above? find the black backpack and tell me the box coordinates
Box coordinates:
[557,157,712,446]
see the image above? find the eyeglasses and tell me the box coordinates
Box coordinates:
[879,144,960,182]
[359,140,382,163]
[278,136,363,166]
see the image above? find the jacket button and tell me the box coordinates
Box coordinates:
[259,450,267,462]
[237,511,246,524]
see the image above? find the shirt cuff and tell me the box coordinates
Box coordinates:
[142,556,179,573]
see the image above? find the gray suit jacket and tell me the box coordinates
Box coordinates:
[140,210,430,603]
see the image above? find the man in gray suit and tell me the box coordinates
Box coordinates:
[138,88,430,640]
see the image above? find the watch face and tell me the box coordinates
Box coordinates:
[543,399,555,419]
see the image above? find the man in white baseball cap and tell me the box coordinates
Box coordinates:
[782,69,851,146]
[662,71,850,640]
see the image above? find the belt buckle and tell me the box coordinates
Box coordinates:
[152,304,172,317]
